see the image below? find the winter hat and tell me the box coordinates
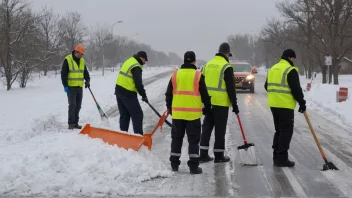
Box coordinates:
[282,49,296,59]
[184,51,196,63]
[136,51,148,61]
[75,44,85,54]
[218,42,232,57]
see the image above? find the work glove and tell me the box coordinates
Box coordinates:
[64,87,69,93]
[202,105,211,115]
[298,103,306,113]
[232,104,239,114]
[85,81,90,89]
[142,95,148,103]
[167,108,172,116]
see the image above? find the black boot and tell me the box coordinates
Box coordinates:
[199,150,214,163]
[199,154,214,163]
[68,124,75,129]
[190,167,202,174]
[75,124,82,129]
[275,159,295,167]
[171,164,179,172]
[214,154,230,163]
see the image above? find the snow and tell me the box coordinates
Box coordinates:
[0,66,174,197]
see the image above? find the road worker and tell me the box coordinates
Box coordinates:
[265,49,306,167]
[115,51,148,135]
[199,42,239,163]
[165,51,211,174]
[61,44,90,129]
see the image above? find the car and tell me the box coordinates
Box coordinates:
[231,61,257,93]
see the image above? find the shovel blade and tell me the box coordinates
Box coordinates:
[323,162,339,171]
[238,144,258,166]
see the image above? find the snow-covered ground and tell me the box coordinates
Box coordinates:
[0,66,175,197]
[2,64,352,197]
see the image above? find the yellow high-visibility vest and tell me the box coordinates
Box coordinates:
[267,59,299,109]
[66,54,85,87]
[116,57,143,92]
[202,56,233,107]
[171,69,203,121]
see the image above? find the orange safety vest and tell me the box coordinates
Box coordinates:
[171,69,203,121]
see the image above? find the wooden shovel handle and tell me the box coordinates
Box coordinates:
[303,112,327,159]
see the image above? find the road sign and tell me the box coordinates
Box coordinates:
[325,56,332,66]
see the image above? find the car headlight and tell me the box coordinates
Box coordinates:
[246,75,254,80]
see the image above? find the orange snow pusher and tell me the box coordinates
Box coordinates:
[79,110,170,151]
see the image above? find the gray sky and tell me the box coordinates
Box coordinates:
[31,0,281,60]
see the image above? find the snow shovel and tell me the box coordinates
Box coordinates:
[79,110,170,151]
[236,114,258,166]
[146,101,172,127]
[88,87,108,120]
[303,111,338,171]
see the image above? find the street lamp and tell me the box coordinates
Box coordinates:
[102,20,123,76]
[111,20,123,35]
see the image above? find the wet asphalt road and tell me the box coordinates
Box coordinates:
[128,73,352,198]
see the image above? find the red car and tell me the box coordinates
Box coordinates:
[231,61,257,93]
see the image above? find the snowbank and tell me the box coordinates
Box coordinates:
[0,133,171,197]
[304,78,352,129]
[0,67,174,197]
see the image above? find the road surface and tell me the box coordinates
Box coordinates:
[129,72,352,198]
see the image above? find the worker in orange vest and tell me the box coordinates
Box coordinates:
[165,51,211,174]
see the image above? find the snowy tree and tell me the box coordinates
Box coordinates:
[0,0,40,90]
[57,11,86,52]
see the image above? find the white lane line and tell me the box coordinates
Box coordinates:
[281,167,308,198]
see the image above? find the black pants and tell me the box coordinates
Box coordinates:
[67,87,83,124]
[271,107,294,162]
[116,93,143,135]
[200,105,229,157]
[170,118,201,169]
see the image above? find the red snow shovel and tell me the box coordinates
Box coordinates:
[236,114,258,166]
[303,112,338,171]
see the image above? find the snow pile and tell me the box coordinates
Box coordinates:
[0,132,172,197]
[305,82,352,128]
[0,67,174,197]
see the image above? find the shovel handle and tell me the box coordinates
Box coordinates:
[236,114,247,144]
[146,102,172,127]
[88,87,99,105]
[303,112,327,159]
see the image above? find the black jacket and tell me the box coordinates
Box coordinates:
[61,51,90,88]
[165,63,211,112]
[264,56,305,106]
[115,55,147,98]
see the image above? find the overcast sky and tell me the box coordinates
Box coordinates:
[31,0,282,60]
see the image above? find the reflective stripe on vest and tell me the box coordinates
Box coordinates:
[171,69,203,120]
[202,56,233,107]
[172,71,201,96]
[267,59,298,109]
[66,54,85,87]
[267,66,292,94]
[116,57,143,93]
[205,63,233,92]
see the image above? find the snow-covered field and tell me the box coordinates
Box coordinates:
[0,67,174,197]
